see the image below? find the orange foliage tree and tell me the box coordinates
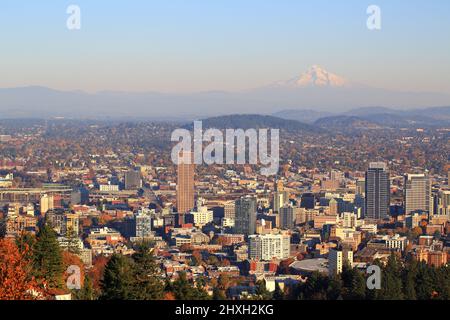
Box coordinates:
[88,255,109,292]
[0,239,44,300]
[163,291,176,300]
[62,251,85,288]
[278,258,295,274]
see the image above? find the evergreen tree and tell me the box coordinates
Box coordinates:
[273,282,285,300]
[327,276,343,300]
[293,256,449,301]
[415,261,435,300]
[341,266,366,300]
[171,272,210,300]
[217,274,231,290]
[432,230,441,240]
[76,275,96,300]
[297,272,330,300]
[0,218,6,238]
[196,275,208,287]
[129,243,164,300]
[100,254,134,300]
[255,280,272,300]
[194,281,211,300]
[349,270,366,300]
[435,266,450,300]
[380,254,404,300]
[172,272,193,299]
[33,224,64,289]
[212,287,226,300]
[402,259,418,300]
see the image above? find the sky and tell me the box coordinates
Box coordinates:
[0,0,450,93]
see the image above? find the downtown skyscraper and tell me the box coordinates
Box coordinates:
[279,205,295,229]
[365,162,390,220]
[176,152,194,213]
[404,173,432,215]
[273,180,289,213]
[234,196,257,236]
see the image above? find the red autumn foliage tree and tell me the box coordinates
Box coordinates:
[98,214,113,225]
[62,251,85,288]
[81,217,93,228]
[220,258,231,267]
[0,239,44,300]
[192,250,203,265]
[278,258,295,274]
[88,255,109,292]
[163,291,176,300]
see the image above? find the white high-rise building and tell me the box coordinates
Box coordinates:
[7,203,19,218]
[328,247,353,276]
[40,194,54,215]
[342,212,358,228]
[248,233,290,261]
[384,234,408,251]
[135,209,153,239]
[404,173,432,215]
[273,191,289,213]
[191,198,214,227]
[191,206,214,227]
[26,203,35,216]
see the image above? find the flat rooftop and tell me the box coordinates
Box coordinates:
[290,258,328,274]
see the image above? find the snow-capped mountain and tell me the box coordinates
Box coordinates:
[275,65,350,88]
[1,65,450,118]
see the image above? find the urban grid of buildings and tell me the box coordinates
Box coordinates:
[0,121,449,300]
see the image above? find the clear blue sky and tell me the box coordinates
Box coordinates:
[1,0,449,93]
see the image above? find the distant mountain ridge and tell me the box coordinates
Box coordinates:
[311,106,450,129]
[313,115,383,130]
[1,66,450,118]
[272,109,333,123]
[185,114,324,134]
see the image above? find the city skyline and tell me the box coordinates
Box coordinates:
[0,117,448,302]
[0,0,449,306]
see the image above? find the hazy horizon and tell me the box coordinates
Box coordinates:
[1,1,450,117]
[1,1,450,95]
